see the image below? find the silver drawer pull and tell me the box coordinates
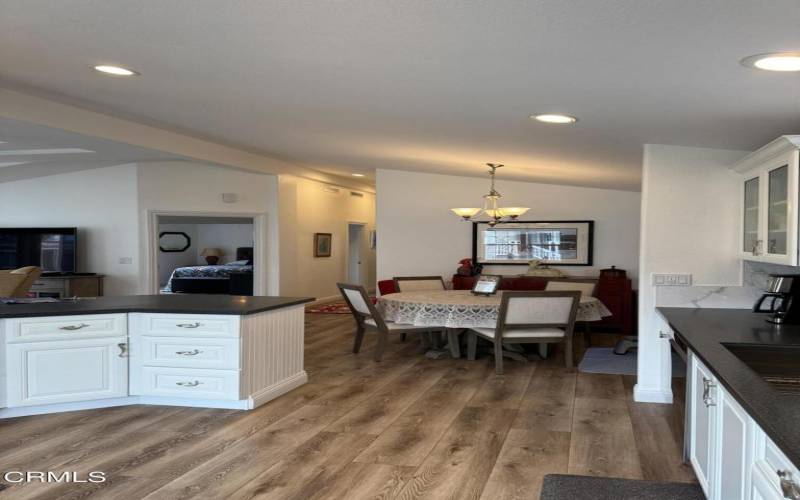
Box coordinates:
[778,470,800,500]
[176,380,202,387]
[59,323,90,331]
[176,322,201,329]
[702,377,717,407]
[175,349,202,356]
[118,342,128,358]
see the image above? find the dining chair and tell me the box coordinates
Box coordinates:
[545,278,597,346]
[337,283,434,361]
[393,276,446,292]
[467,291,581,374]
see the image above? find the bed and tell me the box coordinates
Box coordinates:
[162,247,254,295]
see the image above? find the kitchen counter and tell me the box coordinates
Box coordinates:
[0,294,314,318]
[659,307,800,468]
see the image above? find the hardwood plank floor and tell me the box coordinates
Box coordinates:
[0,312,695,499]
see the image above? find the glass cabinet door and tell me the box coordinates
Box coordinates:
[743,177,759,253]
[767,165,789,255]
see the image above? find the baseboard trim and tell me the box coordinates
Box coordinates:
[308,290,375,307]
[633,384,673,404]
[248,370,308,409]
[0,397,136,418]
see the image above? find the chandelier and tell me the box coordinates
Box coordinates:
[450,163,530,226]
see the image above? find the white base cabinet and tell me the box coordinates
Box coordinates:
[6,336,128,407]
[0,306,307,418]
[688,351,799,500]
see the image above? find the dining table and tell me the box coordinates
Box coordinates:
[378,289,613,359]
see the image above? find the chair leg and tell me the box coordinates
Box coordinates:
[494,340,504,375]
[538,342,548,359]
[583,322,592,347]
[374,329,388,362]
[353,324,365,353]
[565,333,574,368]
[401,333,407,343]
[447,329,461,358]
[467,332,477,360]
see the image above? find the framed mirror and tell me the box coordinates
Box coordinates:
[159,231,191,252]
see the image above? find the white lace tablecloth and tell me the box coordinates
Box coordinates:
[379,290,611,329]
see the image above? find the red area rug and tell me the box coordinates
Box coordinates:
[307,297,377,314]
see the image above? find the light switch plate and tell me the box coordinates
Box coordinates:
[652,273,692,286]
[118,257,133,265]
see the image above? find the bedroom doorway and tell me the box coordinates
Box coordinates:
[347,222,366,286]
[152,214,258,296]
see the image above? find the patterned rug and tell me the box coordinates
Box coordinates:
[307,297,377,314]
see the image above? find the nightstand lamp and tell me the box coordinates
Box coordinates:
[200,248,224,265]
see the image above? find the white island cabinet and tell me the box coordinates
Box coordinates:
[0,301,308,418]
[688,352,800,500]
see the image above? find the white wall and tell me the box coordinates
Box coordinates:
[636,144,748,403]
[0,164,140,295]
[279,176,376,300]
[376,169,641,283]
[195,224,254,264]
[137,161,280,295]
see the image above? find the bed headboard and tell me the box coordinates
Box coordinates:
[236,247,254,263]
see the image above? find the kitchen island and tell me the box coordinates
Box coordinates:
[0,294,313,418]
[660,307,800,500]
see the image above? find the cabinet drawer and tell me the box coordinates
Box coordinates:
[132,313,239,338]
[5,314,127,343]
[134,367,239,400]
[138,336,239,369]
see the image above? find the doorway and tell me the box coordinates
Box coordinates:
[347,223,366,286]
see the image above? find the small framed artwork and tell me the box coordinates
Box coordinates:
[314,232,332,257]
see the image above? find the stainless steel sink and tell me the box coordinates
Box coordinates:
[723,343,800,394]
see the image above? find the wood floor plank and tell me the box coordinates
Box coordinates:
[395,406,517,499]
[575,372,627,400]
[480,428,571,500]
[229,431,376,500]
[567,397,643,479]
[353,363,491,466]
[512,363,576,432]
[328,359,455,435]
[307,462,416,500]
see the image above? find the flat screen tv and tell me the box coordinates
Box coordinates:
[0,228,78,273]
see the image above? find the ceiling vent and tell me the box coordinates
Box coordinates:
[350,191,364,198]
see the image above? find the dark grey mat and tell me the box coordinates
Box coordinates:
[540,474,704,500]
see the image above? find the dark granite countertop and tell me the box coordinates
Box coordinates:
[0,295,315,318]
[659,307,800,468]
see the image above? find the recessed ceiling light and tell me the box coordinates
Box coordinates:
[0,148,95,156]
[531,114,578,124]
[741,52,800,72]
[352,173,365,177]
[94,65,139,76]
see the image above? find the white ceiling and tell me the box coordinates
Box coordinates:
[2,1,800,191]
[0,118,186,183]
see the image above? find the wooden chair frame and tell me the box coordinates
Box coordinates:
[544,278,598,296]
[392,276,447,292]
[468,290,581,374]
[337,282,431,361]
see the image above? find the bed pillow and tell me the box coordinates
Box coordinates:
[228,260,250,266]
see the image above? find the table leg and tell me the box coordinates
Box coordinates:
[447,329,462,359]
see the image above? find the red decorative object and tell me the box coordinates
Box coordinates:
[457,258,473,276]
[377,279,398,296]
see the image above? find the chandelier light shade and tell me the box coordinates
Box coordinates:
[450,163,531,225]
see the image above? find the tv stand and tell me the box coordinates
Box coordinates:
[29,274,105,298]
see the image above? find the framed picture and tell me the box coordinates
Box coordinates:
[472,220,594,266]
[314,232,332,257]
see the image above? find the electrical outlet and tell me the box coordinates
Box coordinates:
[118,257,133,265]
[652,273,692,286]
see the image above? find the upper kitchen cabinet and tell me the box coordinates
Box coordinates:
[735,136,800,265]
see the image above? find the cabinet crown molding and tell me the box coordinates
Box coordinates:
[732,135,800,173]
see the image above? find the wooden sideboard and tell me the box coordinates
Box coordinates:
[29,274,105,298]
